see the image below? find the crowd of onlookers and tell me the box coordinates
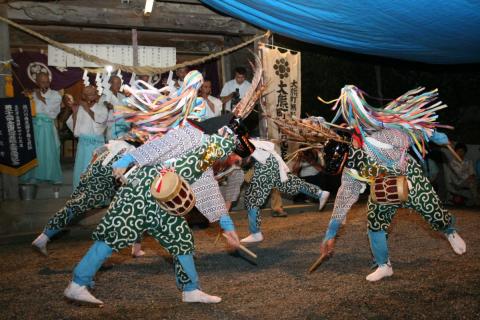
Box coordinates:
[19,66,252,192]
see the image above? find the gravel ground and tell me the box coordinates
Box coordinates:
[0,203,479,320]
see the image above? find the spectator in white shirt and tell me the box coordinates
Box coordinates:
[200,80,222,119]
[220,67,251,113]
[174,67,189,89]
[95,76,130,141]
[66,86,106,189]
[20,73,63,185]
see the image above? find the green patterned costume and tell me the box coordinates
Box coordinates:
[347,147,453,232]
[41,151,123,240]
[320,86,465,281]
[38,140,137,241]
[323,128,458,272]
[244,154,325,234]
[90,134,235,287]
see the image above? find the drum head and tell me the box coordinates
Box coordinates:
[151,171,182,201]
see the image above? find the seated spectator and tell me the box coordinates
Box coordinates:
[174,67,189,89]
[444,143,478,206]
[137,74,151,83]
[292,149,325,202]
[200,80,222,119]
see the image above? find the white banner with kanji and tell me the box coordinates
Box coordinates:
[48,44,176,68]
[260,43,301,159]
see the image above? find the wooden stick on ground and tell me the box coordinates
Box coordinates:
[308,253,329,274]
[222,233,257,259]
[214,231,222,245]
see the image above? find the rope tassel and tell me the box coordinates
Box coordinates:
[331,85,450,159]
[117,70,206,142]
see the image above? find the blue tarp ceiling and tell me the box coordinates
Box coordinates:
[201,0,480,64]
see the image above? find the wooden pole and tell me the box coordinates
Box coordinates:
[222,233,257,259]
[0,4,19,200]
[6,1,260,36]
[446,144,463,162]
[132,28,139,67]
[220,49,229,114]
[308,253,329,274]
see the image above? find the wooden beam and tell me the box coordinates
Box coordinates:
[159,0,203,4]
[132,28,138,66]
[6,1,259,35]
[46,0,205,7]
[9,25,225,54]
[0,4,19,200]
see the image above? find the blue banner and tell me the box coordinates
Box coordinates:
[201,0,480,64]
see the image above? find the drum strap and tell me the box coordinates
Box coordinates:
[345,168,373,183]
[155,177,163,193]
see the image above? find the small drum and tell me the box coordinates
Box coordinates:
[150,171,196,216]
[370,175,409,205]
[323,139,350,175]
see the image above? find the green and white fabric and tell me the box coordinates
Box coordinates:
[245,154,323,232]
[91,134,235,286]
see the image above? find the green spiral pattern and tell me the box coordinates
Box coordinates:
[346,148,452,232]
[45,152,120,231]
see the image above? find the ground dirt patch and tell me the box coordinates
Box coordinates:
[0,203,479,319]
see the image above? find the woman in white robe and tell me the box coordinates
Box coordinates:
[20,73,63,184]
[66,87,106,189]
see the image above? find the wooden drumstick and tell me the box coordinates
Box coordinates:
[308,253,329,274]
[118,165,138,184]
[214,231,222,245]
[445,144,463,163]
[222,233,257,259]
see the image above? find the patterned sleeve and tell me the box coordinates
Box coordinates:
[129,136,178,167]
[130,127,206,167]
[323,170,364,240]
